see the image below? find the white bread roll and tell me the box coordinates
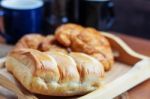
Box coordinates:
[6,49,104,96]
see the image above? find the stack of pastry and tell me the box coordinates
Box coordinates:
[5,24,114,96]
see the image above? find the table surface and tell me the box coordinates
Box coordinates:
[113,33,150,99]
[0,18,150,98]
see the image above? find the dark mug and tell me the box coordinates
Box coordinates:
[0,0,43,44]
[81,0,114,31]
[42,0,80,34]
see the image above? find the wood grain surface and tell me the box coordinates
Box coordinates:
[113,33,150,99]
[117,33,150,57]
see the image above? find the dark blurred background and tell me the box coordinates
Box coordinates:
[0,0,150,40]
[43,0,150,39]
[112,0,150,39]
[80,0,150,39]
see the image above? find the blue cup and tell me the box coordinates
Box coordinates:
[0,0,44,44]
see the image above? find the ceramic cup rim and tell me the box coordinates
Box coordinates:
[1,0,43,10]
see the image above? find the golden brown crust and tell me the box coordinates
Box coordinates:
[6,23,114,96]
[55,23,84,47]
[55,24,114,71]
[13,34,68,54]
[6,49,104,96]
[14,34,45,50]
[8,49,59,76]
[45,51,80,83]
[70,52,104,81]
[12,24,113,71]
[38,35,68,53]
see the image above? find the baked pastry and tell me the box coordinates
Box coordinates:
[13,34,68,54]
[38,35,68,53]
[12,23,114,71]
[14,34,45,50]
[55,23,84,47]
[6,49,104,96]
[55,24,114,71]
[69,52,104,82]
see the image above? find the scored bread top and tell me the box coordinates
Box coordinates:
[6,49,104,96]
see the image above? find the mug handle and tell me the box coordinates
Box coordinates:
[0,9,11,44]
[0,9,5,43]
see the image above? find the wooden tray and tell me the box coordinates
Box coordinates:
[0,32,150,99]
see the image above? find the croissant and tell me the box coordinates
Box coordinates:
[14,34,45,50]
[38,35,68,53]
[55,24,114,71]
[55,23,84,47]
[6,49,104,96]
